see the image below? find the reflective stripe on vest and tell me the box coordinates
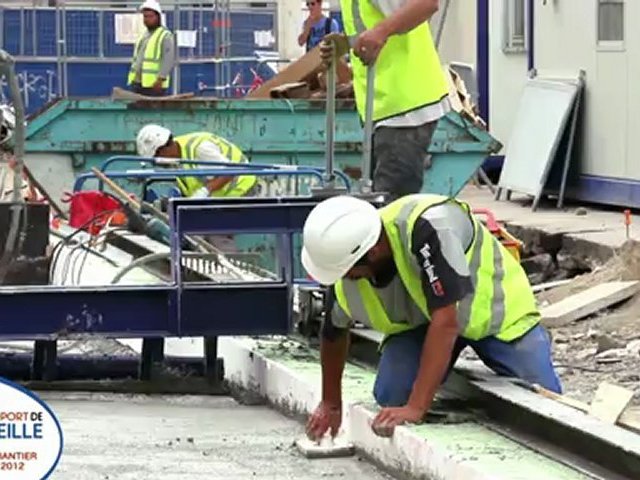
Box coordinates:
[127,27,171,89]
[173,133,257,198]
[335,194,539,342]
[340,0,449,123]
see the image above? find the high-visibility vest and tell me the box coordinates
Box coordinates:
[334,194,540,342]
[174,132,257,198]
[340,0,449,123]
[127,27,171,89]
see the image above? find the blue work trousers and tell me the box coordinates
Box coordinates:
[373,323,562,407]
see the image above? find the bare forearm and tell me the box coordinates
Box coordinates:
[298,23,312,46]
[407,309,458,412]
[377,0,440,37]
[320,333,349,405]
[205,176,233,192]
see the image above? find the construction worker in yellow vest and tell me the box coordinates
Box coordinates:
[135,124,259,199]
[127,1,176,97]
[301,194,562,439]
[320,0,450,202]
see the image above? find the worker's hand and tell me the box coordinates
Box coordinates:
[306,401,342,441]
[189,186,209,199]
[371,405,424,438]
[320,33,350,68]
[353,25,390,65]
[152,78,164,92]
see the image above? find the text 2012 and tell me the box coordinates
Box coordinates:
[1,461,26,470]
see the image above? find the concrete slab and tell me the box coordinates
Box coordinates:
[41,392,394,480]
[459,187,634,264]
[218,336,591,480]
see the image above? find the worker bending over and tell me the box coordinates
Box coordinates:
[127,1,176,97]
[302,194,561,438]
[321,0,450,201]
[136,124,259,199]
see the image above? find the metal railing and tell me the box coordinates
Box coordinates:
[0,1,279,110]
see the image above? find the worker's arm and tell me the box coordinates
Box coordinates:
[353,0,439,64]
[408,206,474,412]
[298,17,314,47]
[306,287,351,440]
[194,141,235,193]
[157,33,176,85]
[372,205,473,433]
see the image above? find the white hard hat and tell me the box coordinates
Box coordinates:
[301,195,382,285]
[0,104,16,145]
[136,124,171,157]
[139,0,163,16]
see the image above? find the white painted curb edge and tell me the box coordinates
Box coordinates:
[219,337,495,480]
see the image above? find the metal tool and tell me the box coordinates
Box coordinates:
[359,65,375,194]
[312,42,349,198]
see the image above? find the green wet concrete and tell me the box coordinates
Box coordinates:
[252,337,590,480]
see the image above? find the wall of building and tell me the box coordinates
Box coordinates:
[534,0,635,181]
[487,0,527,153]
[431,0,476,67]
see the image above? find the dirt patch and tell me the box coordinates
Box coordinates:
[538,240,640,305]
[536,240,640,406]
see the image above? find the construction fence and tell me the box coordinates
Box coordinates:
[0,1,279,114]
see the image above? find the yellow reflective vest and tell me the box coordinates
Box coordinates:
[334,194,540,342]
[340,0,449,122]
[174,132,257,198]
[127,27,171,89]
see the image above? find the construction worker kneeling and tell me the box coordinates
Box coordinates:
[136,124,261,251]
[302,194,562,439]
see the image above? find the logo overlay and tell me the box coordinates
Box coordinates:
[0,378,63,479]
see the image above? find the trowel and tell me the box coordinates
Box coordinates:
[294,435,355,459]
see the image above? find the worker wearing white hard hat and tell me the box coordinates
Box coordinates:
[302,194,561,439]
[136,124,260,252]
[136,124,259,199]
[126,1,176,96]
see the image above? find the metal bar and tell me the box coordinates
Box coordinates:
[19,8,25,56]
[324,48,336,186]
[360,66,375,193]
[0,8,4,50]
[98,10,104,58]
[0,283,290,339]
[61,1,68,97]
[0,49,26,202]
[72,167,338,192]
[55,4,63,97]
[31,8,36,56]
[171,200,317,236]
[434,0,451,48]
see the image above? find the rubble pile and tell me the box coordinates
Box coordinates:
[538,240,640,405]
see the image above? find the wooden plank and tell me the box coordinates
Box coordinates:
[541,280,640,328]
[526,382,640,433]
[247,46,324,99]
[270,82,310,99]
[589,382,634,424]
[111,87,195,100]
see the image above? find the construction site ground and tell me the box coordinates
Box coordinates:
[43,392,396,480]
[459,186,640,406]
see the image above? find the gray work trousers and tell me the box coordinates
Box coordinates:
[371,121,438,202]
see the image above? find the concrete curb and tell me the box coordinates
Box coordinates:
[219,337,496,480]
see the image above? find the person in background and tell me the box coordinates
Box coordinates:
[136,124,261,253]
[321,0,450,202]
[298,0,341,52]
[135,124,259,200]
[127,0,176,96]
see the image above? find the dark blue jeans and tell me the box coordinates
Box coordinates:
[373,323,562,407]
